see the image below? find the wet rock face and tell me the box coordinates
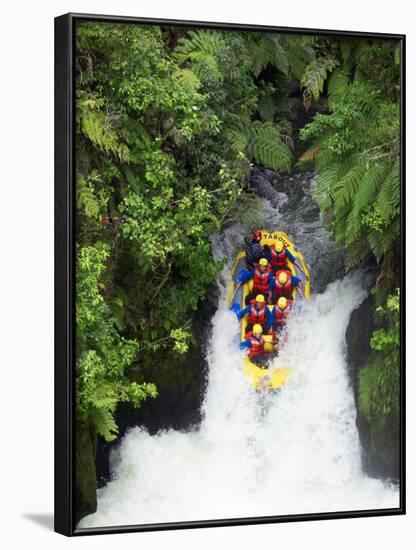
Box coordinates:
[345,295,400,482]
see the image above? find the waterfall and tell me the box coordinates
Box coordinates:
[79,170,399,528]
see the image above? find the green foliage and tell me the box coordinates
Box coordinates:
[227,120,292,172]
[301,55,338,109]
[300,76,400,270]
[358,290,400,425]
[243,32,289,77]
[76,245,157,441]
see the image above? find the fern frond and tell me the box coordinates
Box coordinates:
[377,160,400,220]
[76,175,100,218]
[226,120,292,172]
[352,161,389,214]
[301,55,338,108]
[172,67,201,90]
[328,69,350,109]
[79,101,129,161]
[368,215,400,260]
[245,33,289,77]
[176,30,224,57]
[345,238,369,269]
[280,36,314,81]
[89,406,118,442]
[174,30,225,81]
[247,121,292,172]
[299,144,322,162]
[226,124,249,152]
[333,158,368,212]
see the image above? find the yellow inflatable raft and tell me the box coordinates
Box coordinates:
[228,230,311,390]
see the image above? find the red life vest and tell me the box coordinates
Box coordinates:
[270,245,287,268]
[274,270,293,297]
[274,302,292,325]
[248,299,267,325]
[246,332,265,359]
[253,265,271,294]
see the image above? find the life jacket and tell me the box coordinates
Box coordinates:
[248,299,267,325]
[253,265,271,294]
[269,244,287,268]
[274,301,292,325]
[246,332,265,359]
[274,270,293,298]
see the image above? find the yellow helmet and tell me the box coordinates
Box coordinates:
[259,258,268,267]
[277,297,287,309]
[255,294,265,303]
[278,271,288,284]
[275,241,284,252]
[253,323,263,334]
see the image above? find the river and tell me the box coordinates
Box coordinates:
[79,168,399,528]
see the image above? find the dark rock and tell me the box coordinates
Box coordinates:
[75,423,97,524]
[345,295,400,482]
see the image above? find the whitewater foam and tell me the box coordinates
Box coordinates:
[79,273,399,528]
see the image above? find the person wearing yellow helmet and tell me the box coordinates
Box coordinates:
[240,322,279,360]
[263,241,306,274]
[272,269,304,300]
[236,257,274,304]
[267,295,293,334]
[234,293,272,332]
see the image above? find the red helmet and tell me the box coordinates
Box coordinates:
[252,230,262,242]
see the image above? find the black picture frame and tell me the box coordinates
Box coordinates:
[54,12,406,537]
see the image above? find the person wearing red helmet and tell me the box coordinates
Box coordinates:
[244,230,264,269]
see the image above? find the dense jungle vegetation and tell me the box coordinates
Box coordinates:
[75,22,401,517]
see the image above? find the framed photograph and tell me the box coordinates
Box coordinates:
[55,12,405,536]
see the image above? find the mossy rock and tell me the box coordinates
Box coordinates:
[345,295,400,482]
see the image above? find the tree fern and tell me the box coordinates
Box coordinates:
[174,30,225,81]
[227,120,292,172]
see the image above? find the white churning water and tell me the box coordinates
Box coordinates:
[79,269,399,528]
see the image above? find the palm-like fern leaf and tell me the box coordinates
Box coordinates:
[377,160,400,220]
[174,30,225,81]
[77,175,100,218]
[226,120,292,173]
[172,67,201,90]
